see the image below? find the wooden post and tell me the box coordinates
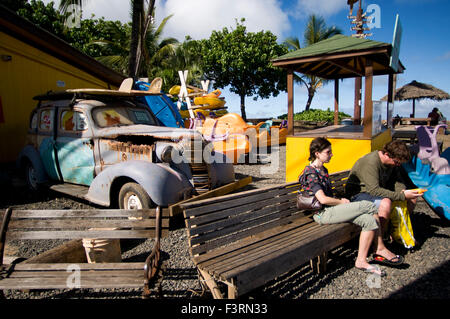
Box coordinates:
[363,60,373,138]
[354,77,362,125]
[334,79,339,125]
[287,69,294,136]
[387,73,397,128]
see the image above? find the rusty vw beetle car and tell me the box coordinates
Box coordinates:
[17,90,235,209]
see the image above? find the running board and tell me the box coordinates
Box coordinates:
[49,183,89,200]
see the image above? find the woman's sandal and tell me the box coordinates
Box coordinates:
[355,265,386,277]
[372,254,404,267]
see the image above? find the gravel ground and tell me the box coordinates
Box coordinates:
[1,145,449,300]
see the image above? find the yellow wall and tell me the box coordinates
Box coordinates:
[285,129,392,182]
[0,32,116,163]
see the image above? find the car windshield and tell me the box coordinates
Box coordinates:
[92,105,157,128]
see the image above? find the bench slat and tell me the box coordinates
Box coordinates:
[8,209,161,218]
[10,262,145,271]
[190,207,300,256]
[197,218,318,271]
[8,219,168,229]
[0,276,145,290]
[206,223,324,278]
[188,192,296,236]
[6,229,162,240]
[220,223,356,281]
[192,214,314,265]
[183,187,295,218]
[180,183,299,211]
[8,269,144,278]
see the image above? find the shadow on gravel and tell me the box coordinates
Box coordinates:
[248,239,360,299]
[388,260,450,299]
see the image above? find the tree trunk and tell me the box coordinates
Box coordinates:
[240,94,247,122]
[128,0,144,78]
[305,91,314,111]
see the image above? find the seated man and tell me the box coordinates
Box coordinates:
[345,140,423,242]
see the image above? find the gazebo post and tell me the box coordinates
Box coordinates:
[287,68,294,135]
[363,60,373,138]
[387,73,396,127]
[334,79,339,125]
[354,77,362,125]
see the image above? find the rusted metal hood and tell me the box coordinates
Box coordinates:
[94,125,202,140]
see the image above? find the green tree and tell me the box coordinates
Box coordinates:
[284,15,342,111]
[91,13,178,78]
[200,20,288,121]
[59,0,156,78]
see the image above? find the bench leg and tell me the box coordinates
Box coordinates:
[310,252,328,274]
[198,269,224,299]
[227,284,238,299]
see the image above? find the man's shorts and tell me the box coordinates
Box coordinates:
[350,192,384,208]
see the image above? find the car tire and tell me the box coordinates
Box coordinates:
[118,182,152,209]
[24,160,39,191]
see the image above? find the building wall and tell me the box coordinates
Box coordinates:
[0,32,116,163]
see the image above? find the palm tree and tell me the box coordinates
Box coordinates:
[284,15,342,111]
[59,0,155,78]
[89,14,179,80]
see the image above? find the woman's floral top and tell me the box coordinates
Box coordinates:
[298,165,333,197]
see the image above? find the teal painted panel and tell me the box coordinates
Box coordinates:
[39,137,60,180]
[56,137,95,186]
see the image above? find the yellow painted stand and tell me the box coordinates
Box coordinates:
[286,129,391,182]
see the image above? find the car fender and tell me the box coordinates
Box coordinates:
[16,145,48,183]
[85,160,193,207]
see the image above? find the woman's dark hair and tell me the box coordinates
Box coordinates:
[382,140,411,163]
[309,137,331,161]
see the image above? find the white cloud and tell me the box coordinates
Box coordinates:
[155,0,291,40]
[294,0,347,18]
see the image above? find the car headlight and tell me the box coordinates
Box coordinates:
[160,145,173,163]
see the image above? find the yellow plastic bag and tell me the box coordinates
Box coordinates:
[390,200,416,249]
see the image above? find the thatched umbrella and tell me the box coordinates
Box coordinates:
[381,80,450,117]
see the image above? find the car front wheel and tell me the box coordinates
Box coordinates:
[118,182,152,209]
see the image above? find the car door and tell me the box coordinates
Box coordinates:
[55,107,95,186]
[37,106,61,181]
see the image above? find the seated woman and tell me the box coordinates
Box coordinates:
[298,137,403,276]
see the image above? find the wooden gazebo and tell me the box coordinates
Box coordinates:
[271,34,406,181]
[272,34,405,138]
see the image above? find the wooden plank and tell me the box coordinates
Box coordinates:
[198,221,319,275]
[190,205,298,250]
[187,192,296,229]
[6,229,159,240]
[8,218,167,229]
[9,269,143,278]
[222,223,358,281]
[192,214,314,265]
[169,176,252,217]
[184,187,294,218]
[233,224,360,296]
[204,222,323,276]
[10,209,160,218]
[189,198,296,239]
[191,209,304,256]
[0,276,145,290]
[181,182,297,212]
[12,262,145,271]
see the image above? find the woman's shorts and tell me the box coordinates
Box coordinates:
[313,200,379,232]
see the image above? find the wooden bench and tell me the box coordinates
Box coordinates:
[180,170,361,299]
[0,207,169,298]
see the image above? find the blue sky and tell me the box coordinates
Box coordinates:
[43,0,450,120]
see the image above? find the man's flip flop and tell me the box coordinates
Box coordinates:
[372,254,404,267]
[355,265,386,277]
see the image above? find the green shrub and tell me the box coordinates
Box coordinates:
[278,108,351,122]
